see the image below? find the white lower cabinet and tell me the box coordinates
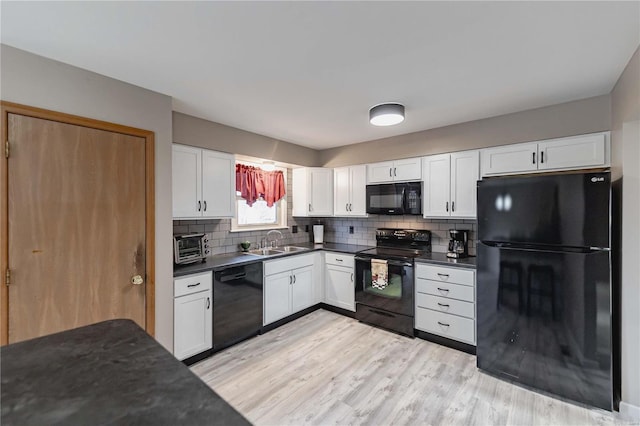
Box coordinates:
[264,254,315,325]
[324,252,355,312]
[174,271,213,360]
[414,263,476,345]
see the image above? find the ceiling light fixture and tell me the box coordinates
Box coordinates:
[369,103,405,126]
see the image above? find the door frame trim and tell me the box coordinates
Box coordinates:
[0,101,156,345]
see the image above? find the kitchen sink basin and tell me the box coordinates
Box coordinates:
[275,246,310,253]
[243,249,282,256]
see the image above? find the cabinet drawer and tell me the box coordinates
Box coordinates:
[174,271,212,298]
[325,252,354,268]
[415,307,475,345]
[416,278,474,303]
[264,253,314,276]
[415,293,475,319]
[415,264,475,287]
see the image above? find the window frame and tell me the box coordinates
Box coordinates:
[230,162,288,233]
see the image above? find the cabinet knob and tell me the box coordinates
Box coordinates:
[131,275,144,286]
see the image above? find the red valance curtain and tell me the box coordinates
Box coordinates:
[235,164,286,207]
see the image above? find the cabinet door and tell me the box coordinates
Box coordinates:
[349,165,368,216]
[174,290,212,360]
[393,157,422,181]
[291,266,314,313]
[201,150,235,218]
[450,150,479,218]
[367,161,395,183]
[264,271,292,325]
[481,142,538,176]
[292,168,309,217]
[423,154,451,218]
[309,168,333,216]
[172,144,202,218]
[538,133,606,171]
[325,264,355,312]
[333,167,350,216]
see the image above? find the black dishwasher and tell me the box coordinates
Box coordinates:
[213,262,263,352]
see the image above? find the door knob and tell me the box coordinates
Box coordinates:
[131,275,144,285]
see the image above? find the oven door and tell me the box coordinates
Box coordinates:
[355,256,414,316]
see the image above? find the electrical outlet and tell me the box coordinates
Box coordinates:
[349,226,354,234]
[292,225,298,234]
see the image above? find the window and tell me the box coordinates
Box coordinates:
[231,162,287,232]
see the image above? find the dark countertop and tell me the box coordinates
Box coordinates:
[0,319,249,426]
[415,252,477,269]
[174,242,374,277]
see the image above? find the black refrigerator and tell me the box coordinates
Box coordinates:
[476,171,614,410]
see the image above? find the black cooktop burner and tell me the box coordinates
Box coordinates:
[357,247,424,261]
[356,228,432,262]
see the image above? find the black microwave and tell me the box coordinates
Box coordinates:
[366,182,422,215]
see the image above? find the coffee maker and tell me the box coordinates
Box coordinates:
[447,229,469,259]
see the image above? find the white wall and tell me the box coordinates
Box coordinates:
[611,46,640,418]
[0,45,174,351]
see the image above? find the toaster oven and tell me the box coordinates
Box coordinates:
[174,233,208,265]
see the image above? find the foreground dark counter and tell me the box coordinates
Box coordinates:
[1,319,249,426]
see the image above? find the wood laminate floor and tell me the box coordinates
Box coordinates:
[191,310,631,426]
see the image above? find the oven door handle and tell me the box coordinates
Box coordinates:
[354,256,412,268]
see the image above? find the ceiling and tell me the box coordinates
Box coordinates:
[2,2,639,150]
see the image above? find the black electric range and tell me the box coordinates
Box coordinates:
[354,229,431,336]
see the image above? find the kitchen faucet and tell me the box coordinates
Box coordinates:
[265,229,283,248]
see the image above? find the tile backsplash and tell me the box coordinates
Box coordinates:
[173,214,476,257]
[173,169,477,257]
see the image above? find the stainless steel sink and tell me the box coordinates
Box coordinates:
[243,249,283,256]
[275,246,310,253]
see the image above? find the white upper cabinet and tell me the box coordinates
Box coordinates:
[201,149,235,218]
[481,142,538,176]
[292,168,333,217]
[450,151,480,218]
[537,133,607,171]
[481,132,609,177]
[423,154,451,218]
[367,157,422,183]
[172,144,235,219]
[333,165,367,217]
[423,150,479,219]
[172,145,202,218]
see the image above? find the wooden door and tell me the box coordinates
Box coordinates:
[2,103,154,344]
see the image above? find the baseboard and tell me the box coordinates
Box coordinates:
[619,401,640,421]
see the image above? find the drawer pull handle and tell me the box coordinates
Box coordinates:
[437,273,449,278]
[437,287,449,293]
[438,321,450,327]
[187,283,201,288]
[336,258,343,262]
[437,303,450,308]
